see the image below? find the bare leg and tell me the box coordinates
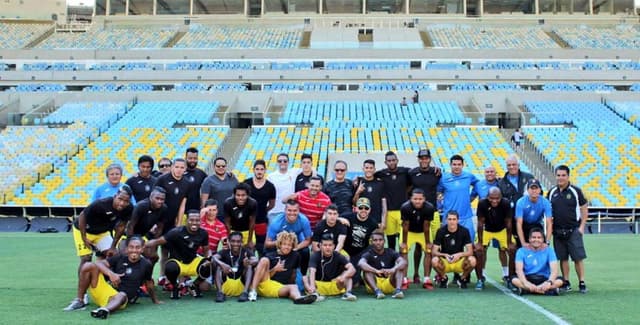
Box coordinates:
[76,262,100,300]
[413,245,422,279]
[250,258,270,290]
[363,271,379,293]
[103,292,127,312]
[575,260,585,282]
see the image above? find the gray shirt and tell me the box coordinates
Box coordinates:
[200,173,239,217]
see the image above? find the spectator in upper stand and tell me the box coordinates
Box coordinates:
[412,90,419,103]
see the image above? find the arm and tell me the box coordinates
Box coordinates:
[175,198,186,227]
[335,234,347,252]
[212,253,232,274]
[282,192,298,204]
[145,236,167,250]
[145,279,162,304]
[95,259,124,287]
[476,216,485,247]
[423,219,432,251]
[199,193,209,209]
[505,217,513,246]
[379,198,387,231]
[266,198,276,213]
[265,236,276,249]
[296,236,312,250]
[400,220,409,254]
[307,268,317,292]
[126,212,139,237]
[247,213,256,249]
[545,217,553,244]
[110,221,126,252]
[516,218,527,247]
[357,257,380,274]
[77,210,92,249]
[578,204,588,234]
[431,244,446,258]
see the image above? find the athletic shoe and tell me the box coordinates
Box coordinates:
[248,290,257,302]
[312,292,326,302]
[90,307,109,319]
[401,277,409,290]
[422,278,434,290]
[178,283,189,297]
[413,275,420,284]
[374,289,385,299]
[560,280,572,292]
[475,279,485,291]
[215,292,226,303]
[341,292,357,301]
[516,287,524,296]
[439,276,448,289]
[190,283,202,298]
[170,287,180,300]
[579,281,588,294]
[391,289,404,299]
[63,298,86,311]
[545,288,560,296]
[83,293,89,305]
[503,276,514,290]
[237,292,249,302]
[452,273,461,287]
[158,276,168,287]
[458,277,468,289]
[293,294,317,305]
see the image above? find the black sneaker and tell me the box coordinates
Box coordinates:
[293,294,317,305]
[238,291,249,302]
[578,281,588,294]
[90,307,109,319]
[560,280,572,292]
[516,287,524,296]
[458,277,468,289]
[170,287,180,300]
[439,276,448,289]
[191,284,202,298]
[215,292,226,303]
[452,273,461,287]
[545,288,560,296]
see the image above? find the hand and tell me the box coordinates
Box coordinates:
[221,263,233,274]
[449,253,460,263]
[273,260,286,272]
[399,243,408,254]
[242,257,251,267]
[357,183,365,194]
[246,240,255,250]
[378,223,386,231]
[434,166,442,177]
[473,243,484,253]
[425,243,433,254]
[540,281,551,292]
[338,217,351,227]
[336,276,346,286]
[105,248,117,258]
[149,225,158,236]
[375,269,386,277]
[82,237,93,250]
[578,226,585,235]
[109,272,125,287]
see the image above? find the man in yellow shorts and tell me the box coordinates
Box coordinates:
[145,210,211,299]
[303,233,357,301]
[359,231,407,299]
[247,231,317,304]
[375,151,411,252]
[212,231,258,303]
[400,188,436,290]
[431,211,476,289]
[63,236,161,318]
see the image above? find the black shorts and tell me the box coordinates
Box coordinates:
[526,274,564,285]
[553,228,587,261]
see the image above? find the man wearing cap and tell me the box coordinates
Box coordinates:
[345,197,380,284]
[352,159,387,231]
[515,179,553,248]
[375,151,411,251]
[304,233,358,301]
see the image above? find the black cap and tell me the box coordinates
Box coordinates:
[417,149,431,157]
[527,179,541,189]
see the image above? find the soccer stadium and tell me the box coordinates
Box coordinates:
[0,0,639,323]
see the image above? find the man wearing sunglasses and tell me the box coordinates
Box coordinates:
[324,160,354,216]
[267,153,300,223]
[345,197,379,285]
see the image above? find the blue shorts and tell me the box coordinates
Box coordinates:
[459,218,475,243]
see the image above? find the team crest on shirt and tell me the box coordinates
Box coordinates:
[566,194,572,200]
[367,186,372,193]
[145,185,150,192]
[380,261,386,267]
[454,180,461,187]
[237,212,244,219]
[188,241,195,249]
[174,187,179,195]
[126,267,132,275]
[449,238,456,246]
[189,175,195,182]
[391,174,397,180]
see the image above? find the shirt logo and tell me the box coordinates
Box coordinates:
[174,187,179,195]
[125,267,132,275]
[391,175,397,180]
[145,185,150,192]
[367,186,372,193]
[566,194,572,200]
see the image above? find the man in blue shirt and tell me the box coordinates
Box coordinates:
[265,200,312,274]
[471,165,499,201]
[437,154,479,242]
[512,228,564,295]
[515,179,553,248]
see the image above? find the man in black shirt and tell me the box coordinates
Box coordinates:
[212,231,259,302]
[400,189,435,290]
[247,231,317,304]
[324,160,354,216]
[184,147,208,211]
[375,151,411,251]
[312,205,348,253]
[304,233,357,301]
[409,149,442,245]
[145,211,210,299]
[224,182,258,249]
[359,231,407,299]
[345,197,379,284]
[353,159,387,229]
[125,187,167,265]
[294,153,324,192]
[125,155,157,202]
[63,237,161,317]
[431,210,476,289]
[475,187,513,290]
[244,159,276,255]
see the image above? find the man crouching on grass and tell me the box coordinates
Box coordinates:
[64,236,162,319]
[512,228,564,296]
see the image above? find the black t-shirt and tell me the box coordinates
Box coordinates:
[409,167,441,206]
[128,198,167,238]
[265,250,300,284]
[223,197,257,231]
[376,167,411,210]
[361,248,401,270]
[106,255,153,301]
[125,175,157,202]
[400,200,435,233]
[74,197,133,234]
[312,220,348,244]
[355,177,386,224]
[164,226,208,264]
[295,172,324,193]
[323,179,354,215]
[184,168,208,211]
[155,173,192,232]
[548,183,588,229]
[309,251,350,281]
[477,198,512,232]
[345,213,378,256]
[434,226,471,255]
[243,178,276,224]
[216,248,253,280]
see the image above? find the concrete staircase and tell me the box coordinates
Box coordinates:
[499,128,556,189]
[206,128,251,174]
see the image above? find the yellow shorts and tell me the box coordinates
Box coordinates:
[170,256,204,277]
[385,210,402,236]
[365,276,395,294]
[221,278,244,297]
[403,231,431,253]
[430,212,441,242]
[257,279,284,298]
[482,229,508,249]
[316,280,346,296]
[440,257,466,274]
[72,227,112,256]
[234,230,256,246]
[88,273,127,309]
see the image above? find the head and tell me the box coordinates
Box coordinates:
[417,149,432,169]
[410,188,426,208]
[112,185,132,211]
[228,231,243,254]
[284,200,300,223]
[185,210,201,233]
[506,155,520,176]
[158,157,172,175]
[384,151,398,170]
[333,160,347,181]
[324,204,339,226]
[171,158,187,179]
[137,155,154,178]
[233,182,251,206]
[449,155,464,175]
[149,186,166,209]
[275,231,298,255]
[203,199,218,221]
[356,197,371,219]
[185,147,199,170]
[528,228,545,249]
[307,176,322,196]
[445,210,460,231]
[487,187,502,207]
[527,179,542,200]
[105,163,123,186]
[370,231,385,251]
[277,153,289,172]
[300,153,313,173]
[484,165,497,182]
[363,159,376,179]
[554,165,570,188]
[213,157,228,176]
[320,233,336,257]
[253,159,267,180]
[125,236,145,262]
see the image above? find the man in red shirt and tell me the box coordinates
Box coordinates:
[285,177,331,231]
[200,199,229,254]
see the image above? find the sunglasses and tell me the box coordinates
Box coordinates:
[334,169,346,172]
[159,164,171,168]
[277,159,288,163]
[215,165,226,168]
[358,206,370,210]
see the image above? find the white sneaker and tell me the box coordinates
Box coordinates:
[312,292,326,302]
[83,293,89,305]
[63,298,86,311]
[248,290,257,302]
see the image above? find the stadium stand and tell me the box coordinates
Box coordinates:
[426,25,560,49]
[0,22,52,49]
[175,24,302,49]
[553,25,640,49]
[36,25,177,49]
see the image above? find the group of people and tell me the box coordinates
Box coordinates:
[63,147,589,319]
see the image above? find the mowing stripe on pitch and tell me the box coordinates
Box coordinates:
[485,276,570,325]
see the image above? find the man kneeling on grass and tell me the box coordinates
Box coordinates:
[64,236,161,319]
[359,231,407,299]
[247,231,317,304]
[512,228,564,296]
